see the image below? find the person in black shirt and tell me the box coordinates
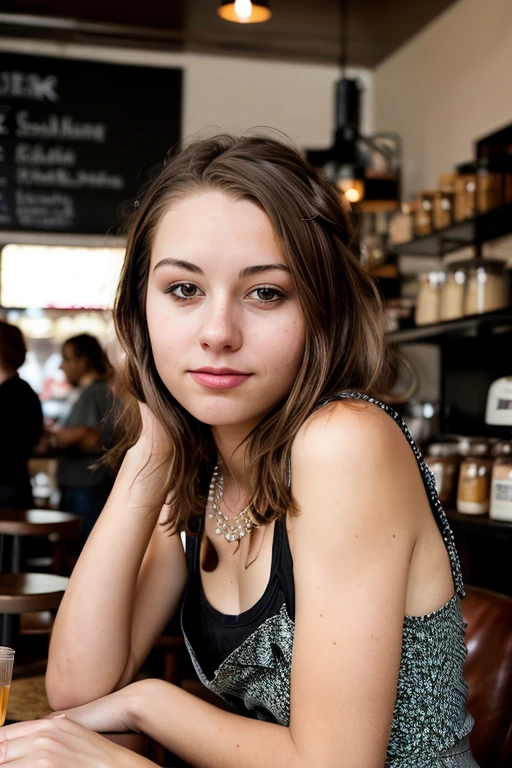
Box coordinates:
[0,321,43,509]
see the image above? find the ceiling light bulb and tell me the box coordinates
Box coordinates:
[234,0,252,20]
[345,187,362,203]
[217,0,271,23]
[336,177,365,204]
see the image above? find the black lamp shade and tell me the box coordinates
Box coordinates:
[217,1,272,23]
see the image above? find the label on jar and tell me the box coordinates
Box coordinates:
[490,479,512,521]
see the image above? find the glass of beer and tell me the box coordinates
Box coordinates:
[0,648,15,726]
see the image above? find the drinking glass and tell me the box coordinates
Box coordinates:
[0,647,15,726]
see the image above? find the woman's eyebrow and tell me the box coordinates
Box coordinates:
[239,264,290,278]
[153,258,202,274]
[153,258,290,278]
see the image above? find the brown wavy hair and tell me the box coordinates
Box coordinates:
[111,133,393,532]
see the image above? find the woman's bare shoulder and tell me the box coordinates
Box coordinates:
[291,396,406,467]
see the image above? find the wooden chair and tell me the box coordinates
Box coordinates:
[463,585,512,768]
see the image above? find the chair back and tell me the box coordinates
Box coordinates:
[463,585,512,768]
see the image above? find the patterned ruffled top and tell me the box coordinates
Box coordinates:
[181,392,479,767]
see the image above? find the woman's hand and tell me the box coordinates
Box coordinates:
[44,682,144,734]
[0,716,152,767]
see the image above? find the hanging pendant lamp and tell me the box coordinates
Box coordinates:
[217,0,272,24]
[305,0,401,207]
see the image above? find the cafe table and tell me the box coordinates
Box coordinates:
[0,572,69,647]
[0,509,81,573]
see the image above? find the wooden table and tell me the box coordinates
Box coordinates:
[0,510,81,573]
[0,573,69,647]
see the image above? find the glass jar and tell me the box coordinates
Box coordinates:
[389,202,415,245]
[425,442,461,505]
[476,157,504,214]
[464,259,508,315]
[415,192,436,236]
[457,442,493,515]
[415,272,444,326]
[433,190,454,230]
[489,442,512,522]
[440,263,466,321]
[454,164,476,221]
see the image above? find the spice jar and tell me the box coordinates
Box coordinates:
[389,202,415,245]
[453,164,476,221]
[440,263,466,321]
[476,157,504,213]
[415,192,436,236]
[464,259,508,315]
[457,442,493,515]
[415,272,444,326]
[489,442,512,522]
[425,442,460,506]
[433,190,454,230]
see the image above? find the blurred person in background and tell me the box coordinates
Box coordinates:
[38,334,117,541]
[0,321,43,509]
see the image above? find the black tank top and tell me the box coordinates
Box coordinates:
[182,515,294,702]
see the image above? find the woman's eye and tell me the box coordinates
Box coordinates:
[165,282,201,299]
[250,286,285,303]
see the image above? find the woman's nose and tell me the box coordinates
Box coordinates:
[199,300,242,352]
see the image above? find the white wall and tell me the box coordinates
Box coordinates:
[373,0,512,198]
[0,37,373,150]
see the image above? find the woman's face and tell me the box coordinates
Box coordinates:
[61,343,88,387]
[146,191,306,431]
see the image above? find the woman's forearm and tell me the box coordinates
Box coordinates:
[130,680,303,768]
[46,443,170,710]
[53,426,94,450]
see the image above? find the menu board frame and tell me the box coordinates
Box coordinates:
[0,52,182,235]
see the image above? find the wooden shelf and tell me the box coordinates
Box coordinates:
[391,202,512,256]
[446,509,512,539]
[386,307,512,344]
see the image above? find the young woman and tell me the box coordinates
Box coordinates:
[0,135,478,767]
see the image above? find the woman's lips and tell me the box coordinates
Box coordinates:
[189,371,252,389]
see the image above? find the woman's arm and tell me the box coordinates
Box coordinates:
[46,405,187,711]
[49,425,102,451]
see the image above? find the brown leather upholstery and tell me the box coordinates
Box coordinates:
[463,585,512,768]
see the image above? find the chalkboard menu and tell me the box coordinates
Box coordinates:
[0,52,182,235]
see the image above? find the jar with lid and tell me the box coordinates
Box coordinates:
[415,271,445,326]
[476,157,504,214]
[489,442,512,522]
[433,190,454,230]
[389,202,415,245]
[440,263,466,321]
[464,258,509,315]
[425,442,461,505]
[457,441,493,515]
[453,163,476,221]
[415,192,436,236]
